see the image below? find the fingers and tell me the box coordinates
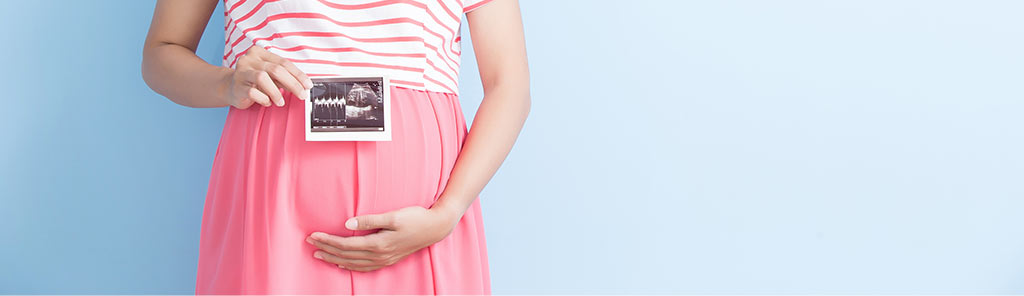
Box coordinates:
[347,213,396,231]
[285,60,313,90]
[247,86,273,107]
[313,250,382,272]
[305,236,376,260]
[261,53,313,90]
[234,45,312,106]
[234,79,271,107]
[253,70,285,106]
[262,61,310,101]
[310,231,380,251]
[307,232,399,272]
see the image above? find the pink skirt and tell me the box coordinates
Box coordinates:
[195,86,490,294]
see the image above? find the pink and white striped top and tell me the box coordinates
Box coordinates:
[221,0,495,95]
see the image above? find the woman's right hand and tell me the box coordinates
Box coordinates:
[223,46,314,109]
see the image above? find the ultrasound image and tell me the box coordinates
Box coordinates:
[309,78,385,132]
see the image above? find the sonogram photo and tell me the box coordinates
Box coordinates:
[310,78,385,131]
[305,76,391,141]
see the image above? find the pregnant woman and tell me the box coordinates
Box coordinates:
[140,0,529,294]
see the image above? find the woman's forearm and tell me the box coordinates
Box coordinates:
[141,0,232,108]
[430,0,530,220]
[432,82,531,218]
[141,42,232,108]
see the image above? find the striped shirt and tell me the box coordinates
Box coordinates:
[221,0,495,95]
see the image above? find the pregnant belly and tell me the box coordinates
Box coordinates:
[205,85,468,239]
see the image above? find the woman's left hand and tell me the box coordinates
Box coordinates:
[306,205,462,272]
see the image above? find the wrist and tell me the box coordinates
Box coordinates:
[430,200,467,226]
[215,67,236,107]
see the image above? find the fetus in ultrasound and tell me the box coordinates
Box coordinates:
[345,83,380,121]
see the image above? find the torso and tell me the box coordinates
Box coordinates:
[222,0,476,95]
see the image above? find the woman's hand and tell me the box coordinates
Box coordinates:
[305,206,463,272]
[223,46,313,109]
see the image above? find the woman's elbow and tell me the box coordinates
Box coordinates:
[140,44,162,95]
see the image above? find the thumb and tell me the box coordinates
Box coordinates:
[346,213,395,231]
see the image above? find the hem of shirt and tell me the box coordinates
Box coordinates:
[393,84,460,97]
[219,60,460,97]
[464,0,497,14]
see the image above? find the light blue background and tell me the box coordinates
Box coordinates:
[2,0,1022,293]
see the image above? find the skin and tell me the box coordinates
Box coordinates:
[142,0,530,272]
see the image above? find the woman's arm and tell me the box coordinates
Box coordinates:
[142,0,311,109]
[431,0,531,221]
[306,0,530,272]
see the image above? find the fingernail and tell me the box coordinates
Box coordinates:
[345,218,358,230]
[305,78,314,89]
[305,237,315,245]
[311,232,325,239]
[313,252,323,259]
